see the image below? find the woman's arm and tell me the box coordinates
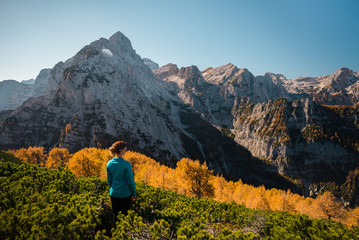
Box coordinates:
[106,164,112,187]
[126,163,136,197]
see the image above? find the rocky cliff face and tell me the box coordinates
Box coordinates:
[154,63,359,194]
[0,69,52,112]
[231,98,359,192]
[154,63,291,128]
[0,80,34,111]
[154,64,231,127]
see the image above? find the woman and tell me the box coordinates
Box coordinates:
[106,141,136,222]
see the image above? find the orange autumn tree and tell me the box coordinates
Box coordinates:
[123,151,177,191]
[266,188,296,212]
[176,158,214,198]
[46,148,71,169]
[314,191,345,220]
[68,148,109,177]
[99,149,112,180]
[211,175,237,202]
[9,146,47,166]
[345,206,359,227]
[27,146,47,166]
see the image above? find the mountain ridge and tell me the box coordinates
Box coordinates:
[0,31,358,195]
[153,61,359,194]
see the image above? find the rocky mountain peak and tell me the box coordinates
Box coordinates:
[108,31,134,53]
[329,67,357,88]
[0,80,34,111]
[333,67,354,76]
[201,63,239,85]
[153,64,207,99]
[263,72,287,82]
[143,58,159,70]
[236,68,254,82]
[282,67,359,105]
[68,31,141,69]
[178,65,202,79]
[318,67,357,92]
[153,64,180,80]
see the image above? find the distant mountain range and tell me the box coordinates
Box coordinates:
[0,31,358,195]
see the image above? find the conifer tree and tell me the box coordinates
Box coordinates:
[67,148,104,177]
[46,148,70,169]
[176,158,214,198]
[315,192,344,220]
[10,146,46,166]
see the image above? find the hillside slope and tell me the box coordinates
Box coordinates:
[1,157,358,239]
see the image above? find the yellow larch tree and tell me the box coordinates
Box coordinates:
[27,146,47,166]
[9,146,47,166]
[46,148,71,169]
[212,175,237,203]
[232,181,253,206]
[99,149,112,180]
[291,194,307,214]
[175,158,215,198]
[345,206,359,227]
[67,148,106,177]
[255,186,271,210]
[266,188,283,211]
[314,192,345,220]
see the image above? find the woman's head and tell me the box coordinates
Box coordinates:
[109,140,127,157]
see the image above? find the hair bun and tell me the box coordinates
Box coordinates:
[109,141,127,155]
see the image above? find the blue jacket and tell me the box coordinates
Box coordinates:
[106,157,136,198]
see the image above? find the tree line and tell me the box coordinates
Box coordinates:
[5,146,359,228]
[1,153,359,239]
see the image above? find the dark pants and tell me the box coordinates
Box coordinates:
[110,195,132,223]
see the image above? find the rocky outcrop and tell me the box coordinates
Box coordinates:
[143,58,159,70]
[231,97,359,193]
[154,64,232,127]
[33,69,53,96]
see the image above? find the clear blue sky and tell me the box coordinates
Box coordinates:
[0,0,358,81]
